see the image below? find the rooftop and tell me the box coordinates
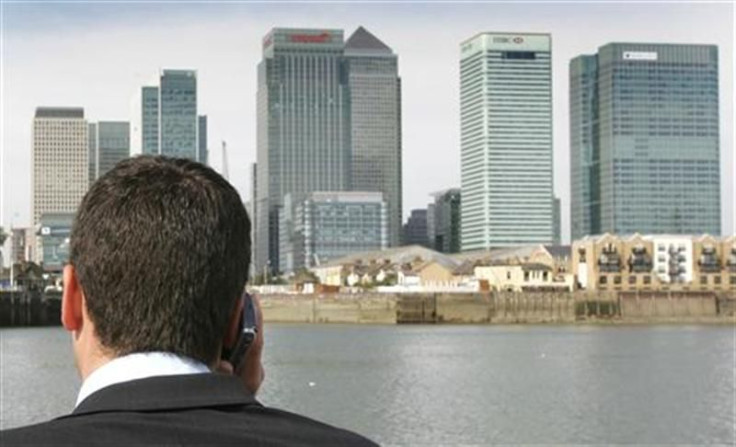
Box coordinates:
[35,107,84,119]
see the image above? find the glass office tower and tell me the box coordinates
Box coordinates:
[460,33,554,251]
[570,43,720,239]
[96,122,130,178]
[131,70,199,161]
[255,29,351,273]
[345,26,403,248]
[159,70,197,160]
[279,191,387,272]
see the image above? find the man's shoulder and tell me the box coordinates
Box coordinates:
[1,405,378,446]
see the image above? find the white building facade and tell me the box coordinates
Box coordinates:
[460,32,554,251]
[32,107,89,262]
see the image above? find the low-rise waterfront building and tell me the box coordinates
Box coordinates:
[572,233,736,292]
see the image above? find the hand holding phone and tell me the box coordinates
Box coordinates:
[227,292,259,375]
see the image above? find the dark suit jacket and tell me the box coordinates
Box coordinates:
[1,373,378,446]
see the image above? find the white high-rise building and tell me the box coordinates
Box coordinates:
[460,32,554,251]
[32,107,89,261]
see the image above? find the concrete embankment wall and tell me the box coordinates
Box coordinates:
[260,294,397,324]
[260,291,736,324]
[0,290,61,327]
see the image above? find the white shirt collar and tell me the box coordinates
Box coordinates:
[76,352,211,408]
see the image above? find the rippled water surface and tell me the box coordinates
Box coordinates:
[1,325,734,444]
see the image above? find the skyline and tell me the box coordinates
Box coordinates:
[1,3,733,253]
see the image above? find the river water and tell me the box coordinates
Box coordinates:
[1,324,734,445]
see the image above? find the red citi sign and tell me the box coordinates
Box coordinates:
[290,32,331,43]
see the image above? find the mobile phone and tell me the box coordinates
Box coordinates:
[225,292,259,374]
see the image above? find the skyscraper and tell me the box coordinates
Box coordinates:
[255,28,351,273]
[88,122,97,184]
[32,107,88,262]
[402,209,430,247]
[460,33,554,251]
[89,121,130,180]
[131,70,200,161]
[430,188,462,253]
[570,43,720,239]
[345,26,402,247]
[198,115,208,165]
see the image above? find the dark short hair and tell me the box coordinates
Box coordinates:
[70,156,250,364]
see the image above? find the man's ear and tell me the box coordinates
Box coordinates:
[223,297,244,349]
[61,264,84,331]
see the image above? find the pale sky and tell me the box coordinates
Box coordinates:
[1,2,733,258]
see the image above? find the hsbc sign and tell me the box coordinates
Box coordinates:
[492,36,525,44]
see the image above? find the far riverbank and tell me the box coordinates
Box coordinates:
[2,290,734,327]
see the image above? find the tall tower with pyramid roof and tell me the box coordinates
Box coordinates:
[345,26,403,247]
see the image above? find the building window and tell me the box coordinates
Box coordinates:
[643,276,651,284]
[700,276,707,285]
[730,276,736,286]
[714,276,721,285]
[524,271,529,282]
[599,276,607,285]
[628,276,636,285]
[506,271,511,280]
[614,276,621,285]
[542,271,548,281]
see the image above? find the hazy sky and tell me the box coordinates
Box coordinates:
[1,2,733,254]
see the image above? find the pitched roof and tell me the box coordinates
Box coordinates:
[543,245,571,259]
[345,26,392,53]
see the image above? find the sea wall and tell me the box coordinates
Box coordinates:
[260,294,396,324]
[259,291,736,325]
[0,290,61,327]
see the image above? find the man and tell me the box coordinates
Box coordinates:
[1,156,376,446]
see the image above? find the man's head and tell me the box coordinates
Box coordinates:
[64,156,250,370]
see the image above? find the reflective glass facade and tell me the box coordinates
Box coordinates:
[198,115,208,164]
[160,70,198,160]
[132,72,198,161]
[570,43,720,238]
[38,213,74,272]
[460,33,554,251]
[279,192,387,272]
[345,27,403,247]
[141,86,159,155]
[255,28,351,272]
[95,121,130,179]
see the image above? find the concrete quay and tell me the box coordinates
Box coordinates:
[259,291,736,325]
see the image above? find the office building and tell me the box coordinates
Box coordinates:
[32,107,88,262]
[198,115,208,165]
[345,26,403,247]
[279,191,387,273]
[460,33,554,251]
[431,188,461,253]
[89,121,130,181]
[255,28,352,272]
[131,70,200,161]
[38,213,74,272]
[570,43,720,239]
[88,123,97,184]
[403,209,430,247]
[553,196,561,245]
